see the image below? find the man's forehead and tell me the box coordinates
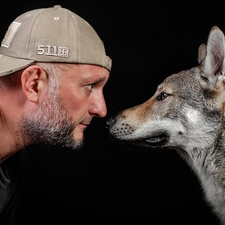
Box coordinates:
[63,63,109,81]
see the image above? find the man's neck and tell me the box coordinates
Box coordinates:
[0,123,22,163]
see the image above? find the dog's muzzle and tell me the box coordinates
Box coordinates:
[105,116,116,129]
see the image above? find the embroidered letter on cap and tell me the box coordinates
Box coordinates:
[1,22,21,48]
[37,45,69,58]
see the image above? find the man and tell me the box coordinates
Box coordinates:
[0,5,111,224]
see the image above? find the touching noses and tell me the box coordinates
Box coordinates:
[89,92,107,118]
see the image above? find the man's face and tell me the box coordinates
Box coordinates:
[59,64,109,143]
[21,64,109,149]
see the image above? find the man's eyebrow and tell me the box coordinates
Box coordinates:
[81,75,110,84]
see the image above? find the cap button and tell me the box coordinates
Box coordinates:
[54,5,62,9]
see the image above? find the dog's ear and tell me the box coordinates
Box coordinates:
[200,26,225,90]
[198,44,207,64]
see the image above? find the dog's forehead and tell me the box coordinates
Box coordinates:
[159,68,198,91]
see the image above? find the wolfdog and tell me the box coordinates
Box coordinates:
[106,26,225,223]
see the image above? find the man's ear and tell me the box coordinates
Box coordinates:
[200,26,225,90]
[21,65,48,103]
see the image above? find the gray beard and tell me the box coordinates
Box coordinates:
[20,90,83,150]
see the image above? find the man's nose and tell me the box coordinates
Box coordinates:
[89,93,107,118]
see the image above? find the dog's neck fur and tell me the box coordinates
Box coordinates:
[180,113,225,223]
[209,123,225,222]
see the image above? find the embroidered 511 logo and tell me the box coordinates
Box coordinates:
[37,45,69,58]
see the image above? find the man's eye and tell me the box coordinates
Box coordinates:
[156,92,169,100]
[87,84,94,91]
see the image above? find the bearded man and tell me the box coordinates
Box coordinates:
[0,5,111,224]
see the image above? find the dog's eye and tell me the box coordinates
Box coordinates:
[157,92,169,100]
[200,75,209,83]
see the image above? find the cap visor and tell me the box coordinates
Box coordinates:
[0,55,35,76]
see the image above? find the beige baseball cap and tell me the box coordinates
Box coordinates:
[0,5,112,76]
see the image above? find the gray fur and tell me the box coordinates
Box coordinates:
[107,26,225,224]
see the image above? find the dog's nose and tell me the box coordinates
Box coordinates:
[105,116,116,128]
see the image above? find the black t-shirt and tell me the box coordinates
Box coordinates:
[0,150,26,225]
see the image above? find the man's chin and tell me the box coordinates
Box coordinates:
[73,128,85,142]
[69,132,84,150]
[56,135,84,150]
[71,137,84,150]
[70,129,84,150]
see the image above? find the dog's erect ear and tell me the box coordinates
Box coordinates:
[200,26,225,90]
[198,44,207,64]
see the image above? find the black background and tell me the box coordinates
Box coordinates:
[1,0,224,224]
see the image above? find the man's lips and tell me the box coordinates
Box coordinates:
[78,122,90,129]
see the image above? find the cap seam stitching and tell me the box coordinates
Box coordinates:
[27,9,47,60]
[67,10,79,62]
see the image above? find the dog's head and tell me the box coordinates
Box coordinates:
[107,26,225,157]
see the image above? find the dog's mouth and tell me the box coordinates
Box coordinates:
[143,133,168,144]
[135,132,169,147]
[109,130,169,148]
